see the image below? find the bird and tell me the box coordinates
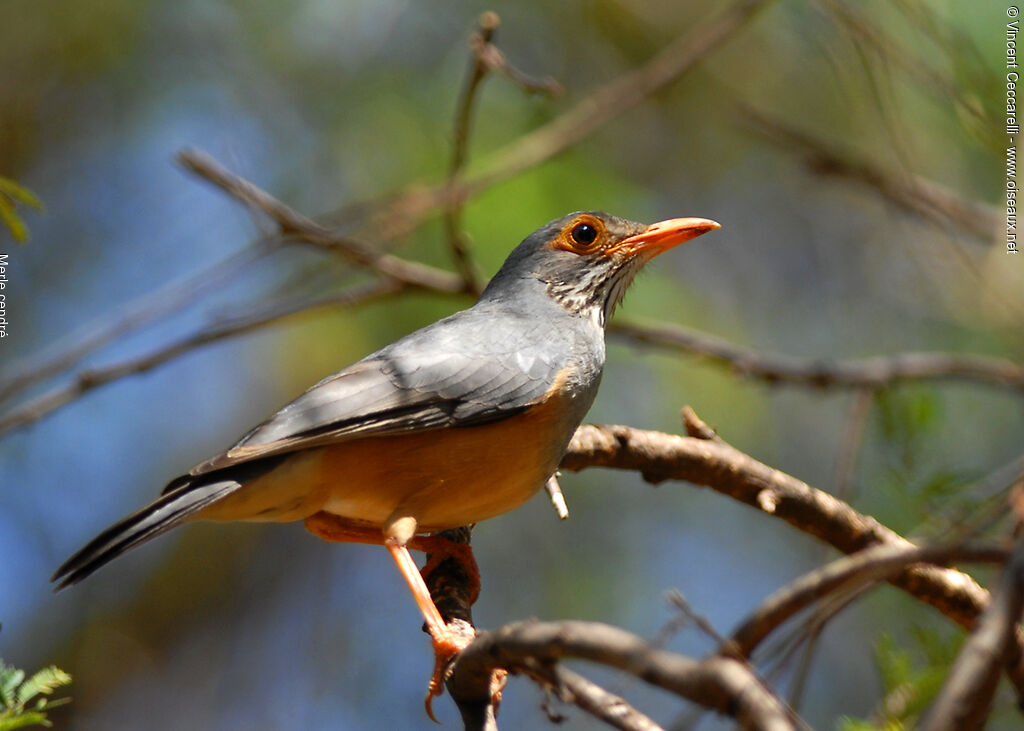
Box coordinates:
[51,210,719,708]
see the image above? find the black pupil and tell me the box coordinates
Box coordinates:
[571,223,597,246]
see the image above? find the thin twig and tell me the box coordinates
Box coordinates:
[0,240,276,406]
[373,0,777,240]
[468,0,775,192]
[530,663,665,731]
[178,149,465,294]
[612,320,1024,392]
[833,387,875,500]
[666,590,726,646]
[813,0,992,139]
[0,281,406,436]
[444,12,502,294]
[544,473,569,520]
[444,10,563,294]
[725,543,1010,660]
[739,105,999,241]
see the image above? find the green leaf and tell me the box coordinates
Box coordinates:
[0,711,52,730]
[15,668,71,709]
[0,178,42,209]
[0,176,43,243]
[0,667,25,709]
[875,633,912,691]
[0,198,29,243]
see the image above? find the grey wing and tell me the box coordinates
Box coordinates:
[185,308,572,477]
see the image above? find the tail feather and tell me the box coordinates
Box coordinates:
[51,477,242,590]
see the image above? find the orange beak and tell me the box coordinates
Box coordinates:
[614,217,721,258]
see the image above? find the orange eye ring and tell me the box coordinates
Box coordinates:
[553,215,604,254]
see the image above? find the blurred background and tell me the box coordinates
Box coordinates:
[0,0,1019,728]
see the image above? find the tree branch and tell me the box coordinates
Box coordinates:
[178,149,466,294]
[0,241,276,407]
[739,105,999,241]
[920,539,1024,731]
[448,620,797,731]
[725,542,1011,660]
[373,0,778,240]
[531,664,665,731]
[612,320,1024,392]
[445,12,502,294]
[0,280,407,436]
[559,410,1024,697]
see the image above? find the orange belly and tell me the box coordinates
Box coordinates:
[193,391,577,533]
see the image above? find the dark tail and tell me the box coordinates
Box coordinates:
[51,457,284,590]
[51,477,240,589]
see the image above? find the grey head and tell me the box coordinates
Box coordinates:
[478,211,720,328]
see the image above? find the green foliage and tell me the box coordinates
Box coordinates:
[837,628,962,730]
[872,388,976,534]
[0,658,71,730]
[0,177,42,243]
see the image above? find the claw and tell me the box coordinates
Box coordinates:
[424,642,457,723]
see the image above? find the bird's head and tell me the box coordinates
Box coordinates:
[481,211,720,327]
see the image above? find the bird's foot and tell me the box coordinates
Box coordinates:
[424,626,474,722]
[423,623,505,723]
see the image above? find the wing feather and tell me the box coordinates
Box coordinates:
[182,306,572,480]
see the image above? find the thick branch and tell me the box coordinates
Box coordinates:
[560,415,1024,698]
[561,421,990,628]
[921,539,1024,731]
[448,620,796,731]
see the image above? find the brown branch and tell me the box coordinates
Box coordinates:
[178,148,466,294]
[920,539,1024,731]
[725,542,1011,660]
[444,11,502,295]
[0,280,407,437]
[374,0,777,239]
[0,240,276,406]
[448,620,797,731]
[833,387,874,499]
[528,664,665,731]
[612,320,1024,392]
[469,28,562,98]
[467,0,775,192]
[0,3,773,426]
[443,11,562,295]
[559,411,1024,697]
[739,106,999,241]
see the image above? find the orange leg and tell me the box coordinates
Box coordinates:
[304,512,480,719]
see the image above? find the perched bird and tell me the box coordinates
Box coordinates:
[52,210,719,705]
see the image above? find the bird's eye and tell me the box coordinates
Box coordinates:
[570,223,598,247]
